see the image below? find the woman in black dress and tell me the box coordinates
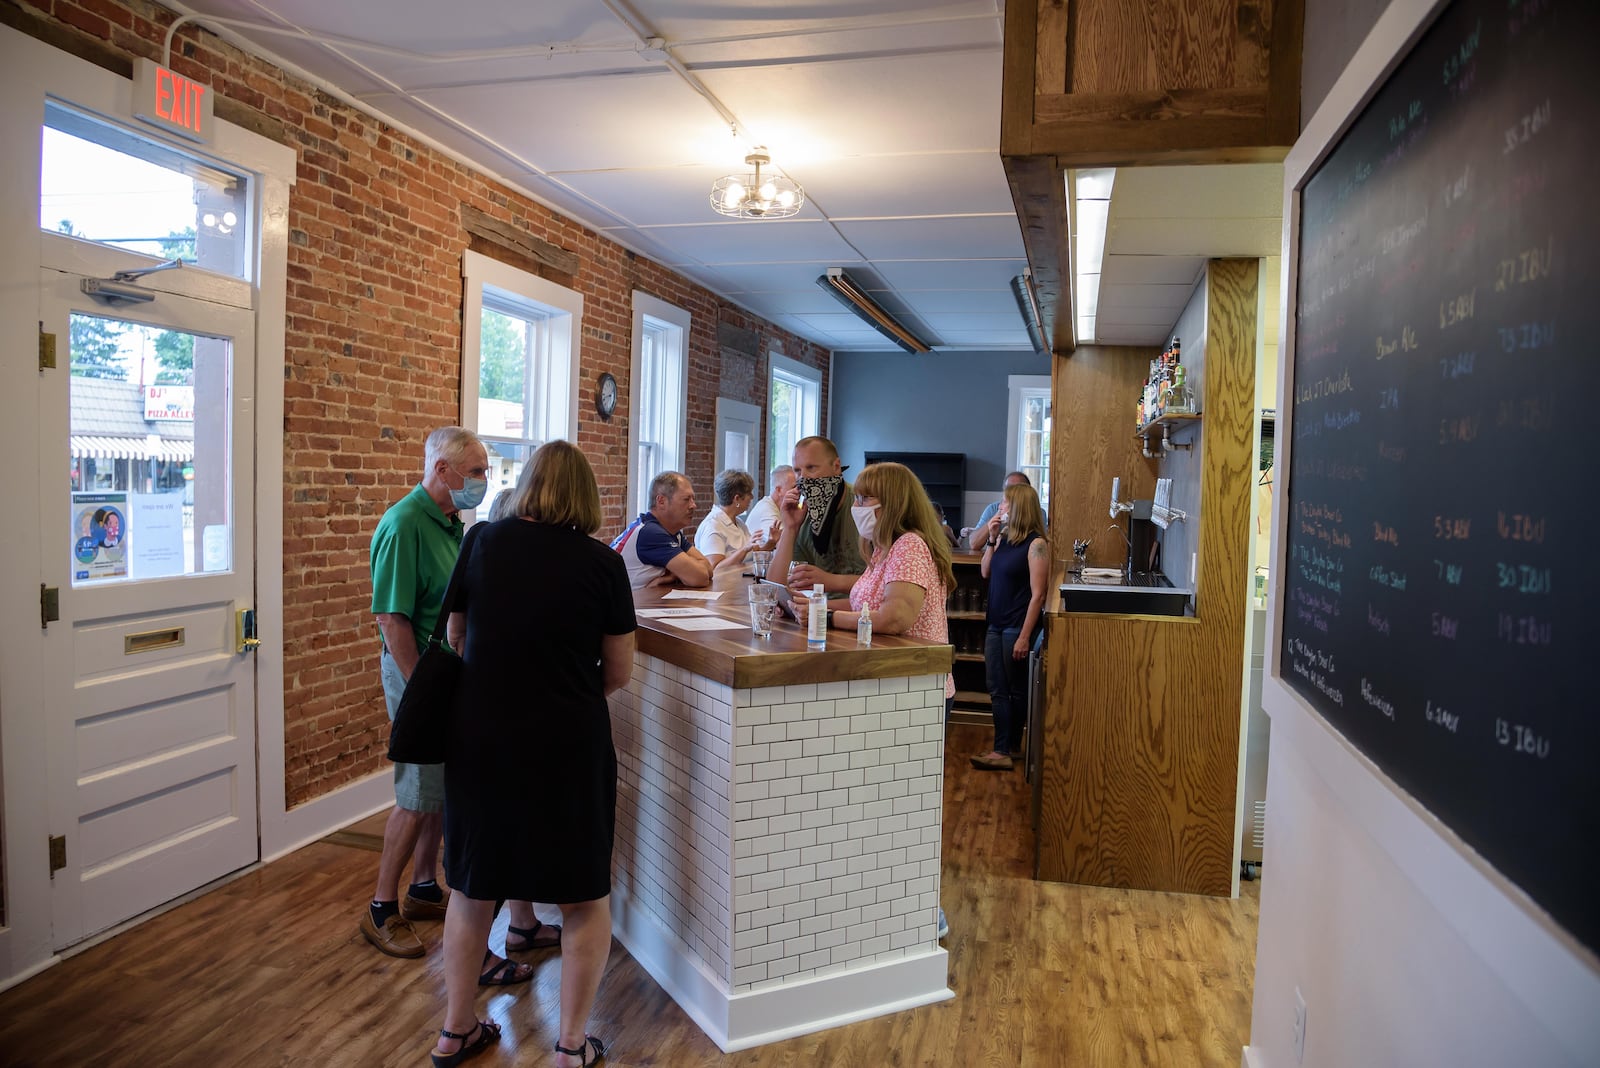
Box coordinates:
[431,440,635,1068]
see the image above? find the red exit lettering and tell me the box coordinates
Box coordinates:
[154,68,206,136]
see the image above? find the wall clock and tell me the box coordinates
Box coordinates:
[595,372,618,420]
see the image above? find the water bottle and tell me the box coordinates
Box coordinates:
[807,583,827,649]
[856,607,872,647]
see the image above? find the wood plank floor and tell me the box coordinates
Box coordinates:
[0,724,1258,1066]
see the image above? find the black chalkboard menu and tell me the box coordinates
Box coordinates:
[1283,0,1598,951]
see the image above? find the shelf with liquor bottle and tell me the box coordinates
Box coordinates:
[947,550,991,718]
[1134,335,1201,442]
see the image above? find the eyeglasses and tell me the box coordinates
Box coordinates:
[852,494,878,506]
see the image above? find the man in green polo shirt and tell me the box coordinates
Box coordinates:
[360,426,491,959]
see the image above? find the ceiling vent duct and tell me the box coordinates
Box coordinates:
[1011,271,1046,354]
[816,268,930,353]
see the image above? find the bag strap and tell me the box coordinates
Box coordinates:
[427,522,480,649]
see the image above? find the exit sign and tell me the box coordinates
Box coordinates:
[132,58,213,144]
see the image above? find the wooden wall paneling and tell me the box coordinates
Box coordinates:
[1038,262,1257,896]
[1049,345,1158,569]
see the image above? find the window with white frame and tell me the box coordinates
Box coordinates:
[767,350,821,480]
[1007,375,1051,509]
[460,249,580,521]
[628,291,690,517]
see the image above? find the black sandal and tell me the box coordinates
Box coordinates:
[477,950,534,987]
[554,1035,606,1066]
[431,1019,500,1068]
[506,919,562,952]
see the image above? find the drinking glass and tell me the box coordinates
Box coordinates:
[748,585,778,638]
[750,550,773,580]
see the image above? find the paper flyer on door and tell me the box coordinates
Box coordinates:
[72,491,129,580]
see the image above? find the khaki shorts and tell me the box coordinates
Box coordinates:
[381,650,445,813]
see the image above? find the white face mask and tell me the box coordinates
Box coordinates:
[851,502,879,540]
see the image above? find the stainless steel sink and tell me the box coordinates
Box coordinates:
[1059,571,1190,616]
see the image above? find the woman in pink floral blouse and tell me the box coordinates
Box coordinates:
[793,461,956,700]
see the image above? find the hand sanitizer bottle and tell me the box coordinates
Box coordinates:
[807,584,828,649]
[856,607,872,647]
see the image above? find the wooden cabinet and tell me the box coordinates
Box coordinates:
[948,551,989,715]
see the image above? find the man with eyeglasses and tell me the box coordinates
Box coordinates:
[766,436,866,598]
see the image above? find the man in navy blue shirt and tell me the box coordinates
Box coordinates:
[611,471,714,589]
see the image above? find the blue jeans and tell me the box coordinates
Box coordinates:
[984,626,1028,754]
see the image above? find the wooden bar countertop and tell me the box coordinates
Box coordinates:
[632,569,952,690]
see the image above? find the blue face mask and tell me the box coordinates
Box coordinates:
[450,476,488,511]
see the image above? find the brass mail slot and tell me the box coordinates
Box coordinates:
[125,626,185,654]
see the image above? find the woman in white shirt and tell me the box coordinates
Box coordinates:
[694,469,758,572]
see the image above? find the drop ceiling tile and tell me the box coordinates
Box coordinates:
[665,5,1000,65]
[934,329,1034,349]
[874,259,1030,290]
[413,70,735,172]
[693,262,865,293]
[836,216,1023,261]
[921,313,1029,335]
[797,152,1015,219]
[899,289,1020,317]
[640,221,861,265]
[564,165,823,228]
[698,50,1001,160]
[727,289,849,317]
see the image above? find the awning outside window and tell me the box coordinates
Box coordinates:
[70,435,195,461]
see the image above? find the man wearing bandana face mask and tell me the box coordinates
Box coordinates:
[767,435,866,597]
[362,427,531,981]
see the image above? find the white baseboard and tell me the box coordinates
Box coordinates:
[612,886,953,1052]
[0,948,58,996]
[261,769,393,862]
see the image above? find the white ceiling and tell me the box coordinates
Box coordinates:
[172,0,1284,352]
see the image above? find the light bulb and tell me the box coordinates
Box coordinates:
[202,212,218,227]
[758,180,777,202]
[721,182,745,209]
[776,190,795,209]
[222,211,238,227]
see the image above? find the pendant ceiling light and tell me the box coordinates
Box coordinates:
[710,147,804,219]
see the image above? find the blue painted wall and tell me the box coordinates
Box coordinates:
[829,349,1050,506]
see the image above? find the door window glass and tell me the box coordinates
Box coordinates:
[41,102,250,280]
[68,312,231,583]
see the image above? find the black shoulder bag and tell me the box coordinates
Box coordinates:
[386,527,475,765]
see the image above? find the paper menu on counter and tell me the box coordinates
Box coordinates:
[636,607,717,618]
[661,590,723,600]
[660,616,746,632]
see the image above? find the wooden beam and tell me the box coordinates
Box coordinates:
[460,204,579,277]
[1002,154,1074,354]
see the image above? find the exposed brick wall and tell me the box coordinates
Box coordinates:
[19,0,833,807]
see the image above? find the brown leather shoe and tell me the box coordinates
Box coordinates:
[360,910,425,957]
[969,752,1014,771]
[400,892,449,922]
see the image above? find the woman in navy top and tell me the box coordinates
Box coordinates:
[972,482,1050,771]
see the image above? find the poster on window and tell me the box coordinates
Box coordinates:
[130,491,185,578]
[72,491,129,581]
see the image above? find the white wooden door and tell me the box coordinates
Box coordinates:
[39,250,258,947]
[715,398,761,483]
